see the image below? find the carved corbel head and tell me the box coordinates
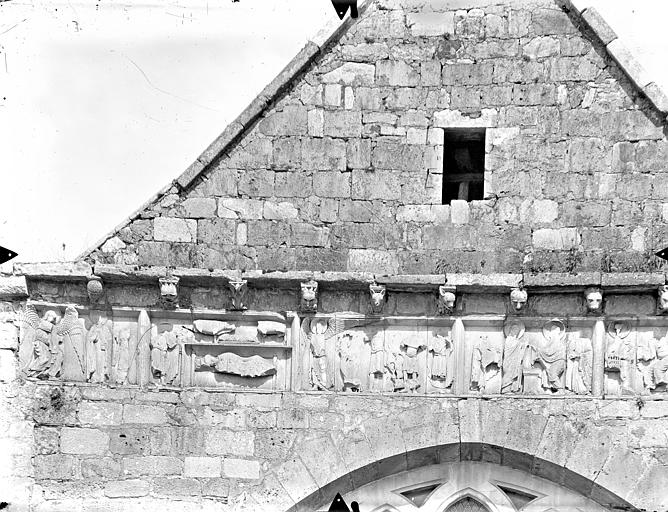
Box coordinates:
[584,287,603,314]
[159,276,179,308]
[228,278,248,311]
[369,283,386,314]
[658,285,668,314]
[300,280,318,313]
[509,287,528,312]
[86,276,104,303]
[438,285,456,315]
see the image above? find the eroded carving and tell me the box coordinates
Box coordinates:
[56,306,86,381]
[159,276,179,308]
[501,320,526,394]
[151,324,181,385]
[369,331,386,392]
[400,338,426,393]
[87,276,104,303]
[438,286,456,315]
[524,320,567,393]
[429,331,454,391]
[565,333,592,394]
[194,353,276,377]
[584,287,603,314]
[228,278,248,311]
[305,317,331,390]
[510,288,528,313]
[300,280,318,313]
[86,312,113,383]
[112,329,132,384]
[339,331,369,391]
[605,321,633,395]
[22,306,58,378]
[651,332,668,390]
[472,334,503,393]
[369,283,386,314]
[658,285,668,314]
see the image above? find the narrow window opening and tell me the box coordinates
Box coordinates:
[442,128,486,204]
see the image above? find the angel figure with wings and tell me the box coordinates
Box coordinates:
[22,304,60,379]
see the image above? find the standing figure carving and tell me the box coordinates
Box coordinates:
[501,320,527,393]
[525,320,567,392]
[112,329,132,384]
[368,331,386,392]
[651,331,668,390]
[22,305,59,379]
[429,331,454,391]
[385,352,405,392]
[565,333,592,394]
[605,321,634,395]
[86,313,113,383]
[301,317,331,390]
[636,336,656,392]
[338,331,369,392]
[472,334,503,394]
[56,306,86,381]
[400,338,426,393]
[150,326,174,385]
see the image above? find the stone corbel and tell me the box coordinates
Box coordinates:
[437,285,456,315]
[86,275,104,303]
[159,276,179,308]
[369,283,386,314]
[509,287,528,314]
[300,279,318,313]
[228,278,248,311]
[584,287,603,314]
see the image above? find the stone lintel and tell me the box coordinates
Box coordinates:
[0,275,28,298]
[14,261,92,280]
[445,273,521,292]
[376,274,446,292]
[523,272,602,289]
[580,7,617,45]
[600,272,666,291]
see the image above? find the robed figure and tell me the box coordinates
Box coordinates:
[501,321,526,393]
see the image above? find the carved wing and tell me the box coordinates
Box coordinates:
[325,316,379,341]
[21,304,40,330]
[56,307,80,335]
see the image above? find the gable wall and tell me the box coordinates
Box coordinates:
[88,0,668,275]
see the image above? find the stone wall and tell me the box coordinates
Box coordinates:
[12,382,668,512]
[85,0,668,275]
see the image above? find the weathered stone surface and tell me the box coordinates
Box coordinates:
[60,428,109,455]
[153,218,197,243]
[104,479,150,498]
[183,457,221,478]
[123,456,183,476]
[123,405,169,424]
[78,402,123,426]
[221,458,261,480]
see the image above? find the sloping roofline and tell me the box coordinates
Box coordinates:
[77,0,668,262]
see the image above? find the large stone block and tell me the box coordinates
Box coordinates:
[205,429,255,457]
[77,402,123,426]
[123,456,183,476]
[104,479,150,498]
[407,12,454,36]
[532,228,579,250]
[221,458,261,480]
[152,477,202,496]
[258,106,308,136]
[217,198,263,220]
[180,198,217,218]
[324,111,363,138]
[122,404,169,424]
[313,171,351,198]
[301,138,346,170]
[347,249,399,274]
[321,62,375,86]
[60,427,109,455]
[263,201,298,220]
[153,218,197,243]
[183,456,221,478]
[34,454,80,480]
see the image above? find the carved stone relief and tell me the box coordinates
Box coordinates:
[438,286,456,315]
[501,320,526,394]
[159,276,179,308]
[86,276,104,303]
[658,285,668,315]
[194,353,277,377]
[85,312,113,383]
[565,333,592,394]
[338,330,369,392]
[300,280,318,313]
[369,284,386,314]
[604,321,634,396]
[429,330,454,392]
[585,288,603,314]
[472,334,503,394]
[228,278,248,311]
[509,288,528,313]
[650,330,668,390]
[523,320,567,394]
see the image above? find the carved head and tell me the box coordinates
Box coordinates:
[510,288,528,311]
[369,284,386,311]
[301,280,318,302]
[658,285,668,313]
[43,310,59,324]
[438,286,456,314]
[584,288,603,313]
[229,278,246,293]
[159,276,179,299]
[87,276,104,302]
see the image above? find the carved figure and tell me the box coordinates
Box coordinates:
[112,329,131,384]
[385,352,405,392]
[195,353,276,377]
[501,320,527,393]
[257,321,286,338]
[525,320,567,392]
[56,306,86,381]
[164,328,185,385]
[472,335,503,393]
[339,331,369,391]
[191,320,236,342]
[86,313,113,383]
[605,321,634,395]
[658,285,668,314]
[369,331,386,392]
[636,336,656,391]
[228,278,248,310]
[21,305,57,378]
[300,280,318,313]
[369,284,386,314]
[584,288,603,314]
[400,338,426,392]
[651,332,668,389]
[565,334,592,394]
[429,331,454,390]
[438,286,456,315]
[308,318,330,390]
[159,276,179,308]
[150,327,173,385]
[510,288,528,313]
[87,276,104,303]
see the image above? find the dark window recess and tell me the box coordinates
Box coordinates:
[442,128,486,205]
